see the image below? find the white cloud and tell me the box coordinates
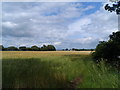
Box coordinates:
[2,0,107,2]
[53,42,61,45]
[2,21,18,28]
[83,5,95,11]
[2,2,118,49]
[68,18,91,35]
[67,3,117,43]
[76,37,93,44]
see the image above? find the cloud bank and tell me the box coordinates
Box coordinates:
[2,2,118,49]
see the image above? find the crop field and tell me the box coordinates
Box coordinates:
[2,51,119,88]
[2,51,92,59]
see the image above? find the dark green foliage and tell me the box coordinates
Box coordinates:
[41,45,56,51]
[19,46,27,51]
[26,47,32,51]
[62,48,94,51]
[40,45,47,51]
[109,31,120,42]
[31,45,40,51]
[7,46,19,51]
[1,44,56,51]
[47,45,56,51]
[105,1,120,15]
[0,45,4,51]
[92,31,120,68]
[71,48,94,51]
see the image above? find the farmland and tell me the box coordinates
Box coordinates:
[2,51,92,59]
[2,51,119,88]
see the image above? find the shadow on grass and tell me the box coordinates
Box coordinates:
[2,58,68,88]
[2,56,119,88]
[63,54,92,62]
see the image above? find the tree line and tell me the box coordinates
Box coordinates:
[0,45,56,51]
[62,48,94,51]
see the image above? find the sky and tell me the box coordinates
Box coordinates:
[2,2,118,49]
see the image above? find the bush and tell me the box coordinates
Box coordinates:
[92,31,120,69]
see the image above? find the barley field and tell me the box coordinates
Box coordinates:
[2,51,119,88]
[2,51,92,59]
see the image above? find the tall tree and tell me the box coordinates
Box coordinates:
[92,31,120,68]
[104,1,120,15]
[47,45,56,51]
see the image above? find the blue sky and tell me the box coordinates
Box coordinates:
[81,2,102,14]
[2,2,118,49]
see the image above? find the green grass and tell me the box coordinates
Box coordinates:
[2,52,119,88]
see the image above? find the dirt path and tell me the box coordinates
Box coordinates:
[68,75,83,89]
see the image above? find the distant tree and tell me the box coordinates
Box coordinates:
[47,45,56,51]
[91,49,94,51]
[81,48,85,51]
[43,45,46,48]
[62,49,65,51]
[40,45,47,51]
[19,46,27,51]
[0,45,4,51]
[31,45,40,51]
[3,44,56,51]
[7,46,19,51]
[72,48,76,51]
[26,47,32,51]
[40,45,56,51]
[65,48,69,51]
